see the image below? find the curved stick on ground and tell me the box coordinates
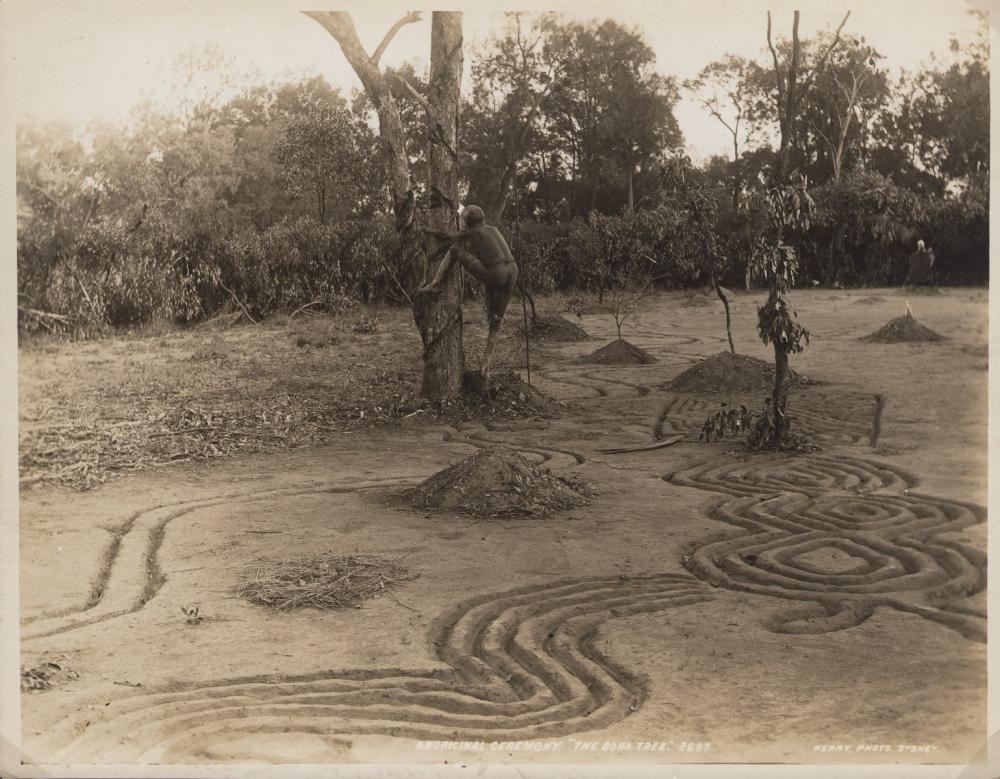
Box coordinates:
[596,435,685,454]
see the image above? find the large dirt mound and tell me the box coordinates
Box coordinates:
[862,312,943,343]
[407,447,592,518]
[580,339,656,365]
[522,315,590,342]
[665,352,800,393]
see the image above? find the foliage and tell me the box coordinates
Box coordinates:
[700,403,754,442]
[15,14,990,341]
[700,397,815,452]
[743,173,815,446]
[271,96,385,224]
[519,16,682,217]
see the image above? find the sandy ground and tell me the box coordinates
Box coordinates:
[16,287,987,768]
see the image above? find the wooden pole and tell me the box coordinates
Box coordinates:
[512,150,531,387]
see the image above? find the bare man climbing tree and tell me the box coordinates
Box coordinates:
[419,204,520,385]
[304,11,466,401]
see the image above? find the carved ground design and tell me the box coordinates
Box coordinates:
[674,455,986,642]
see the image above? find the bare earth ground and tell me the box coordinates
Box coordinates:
[17,288,987,767]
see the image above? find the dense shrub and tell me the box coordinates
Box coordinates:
[800,172,988,286]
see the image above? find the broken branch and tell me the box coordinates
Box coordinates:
[396,74,431,113]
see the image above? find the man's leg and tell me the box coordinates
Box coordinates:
[420,246,457,292]
[481,265,518,383]
[421,244,492,292]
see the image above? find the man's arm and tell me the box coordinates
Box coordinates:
[423,227,470,243]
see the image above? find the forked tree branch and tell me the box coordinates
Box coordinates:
[303,11,412,205]
[797,12,852,102]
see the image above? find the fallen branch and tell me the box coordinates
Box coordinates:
[148,426,222,437]
[289,300,326,320]
[17,306,74,323]
[216,279,258,325]
[596,435,686,455]
[72,270,102,320]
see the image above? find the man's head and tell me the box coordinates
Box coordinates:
[917,239,925,251]
[463,205,485,228]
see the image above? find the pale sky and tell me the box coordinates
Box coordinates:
[1,0,988,161]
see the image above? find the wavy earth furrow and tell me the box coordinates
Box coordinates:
[533,367,608,398]
[21,479,414,641]
[53,574,713,761]
[442,428,586,469]
[673,455,986,642]
[577,370,652,397]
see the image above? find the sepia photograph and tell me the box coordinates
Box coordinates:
[1,0,993,775]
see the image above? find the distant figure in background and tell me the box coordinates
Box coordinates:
[904,239,934,287]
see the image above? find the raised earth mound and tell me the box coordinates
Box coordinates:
[862,311,943,343]
[407,447,592,518]
[665,351,801,393]
[460,369,562,416]
[580,339,656,365]
[853,295,887,305]
[521,315,590,342]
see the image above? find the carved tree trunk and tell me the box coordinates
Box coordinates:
[305,11,465,401]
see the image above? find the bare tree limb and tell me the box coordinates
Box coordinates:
[396,73,431,113]
[216,277,258,325]
[766,11,784,106]
[700,98,737,136]
[303,11,412,208]
[372,11,422,65]
[797,11,852,103]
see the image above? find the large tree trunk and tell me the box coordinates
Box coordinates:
[414,12,465,398]
[306,10,465,401]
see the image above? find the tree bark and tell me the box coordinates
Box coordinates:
[731,134,741,210]
[772,339,789,440]
[711,273,735,354]
[306,10,465,400]
[414,12,465,398]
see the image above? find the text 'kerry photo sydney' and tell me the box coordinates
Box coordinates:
[4,0,990,775]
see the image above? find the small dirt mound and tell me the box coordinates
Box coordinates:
[666,352,800,393]
[522,315,590,342]
[407,447,592,518]
[852,295,887,305]
[461,369,562,416]
[580,339,656,365]
[862,312,943,343]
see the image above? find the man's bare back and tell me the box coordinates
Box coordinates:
[455,224,516,267]
[418,205,520,385]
